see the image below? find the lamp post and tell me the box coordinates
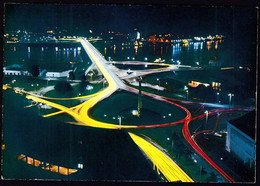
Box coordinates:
[31,84,36,91]
[194,159,202,180]
[118,116,122,129]
[203,110,208,130]
[103,80,107,88]
[47,78,50,86]
[216,92,220,103]
[137,76,142,117]
[157,78,160,86]
[228,93,234,105]
[205,110,208,123]
[89,73,93,81]
[184,86,188,100]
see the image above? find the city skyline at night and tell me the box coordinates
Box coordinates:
[4,4,257,37]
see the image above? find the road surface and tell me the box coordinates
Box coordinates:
[4,38,253,182]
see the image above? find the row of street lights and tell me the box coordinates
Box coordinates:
[184,85,234,105]
[217,92,234,105]
[123,56,185,63]
[31,83,39,91]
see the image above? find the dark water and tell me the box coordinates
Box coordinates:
[4,42,91,72]
[2,38,256,180]
[95,38,256,69]
[96,39,255,106]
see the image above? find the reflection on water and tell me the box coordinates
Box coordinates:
[3,38,255,181]
[101,41,223,66]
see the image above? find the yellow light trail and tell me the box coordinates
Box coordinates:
[24,38,138,129]
[26,89,138,129]
[128,132,194,182]
[25,89,99,100]
[8,38,198,182]
[221,67,234,70]
[24,39,190,129]
[6,38,240,182]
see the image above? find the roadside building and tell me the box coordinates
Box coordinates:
[3,67,31,76]
[225,110,256,168]
[45,70,72,78]
[188,80,210,88]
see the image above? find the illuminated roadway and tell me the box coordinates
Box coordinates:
[12,38,195,182]
[3,38,253,182]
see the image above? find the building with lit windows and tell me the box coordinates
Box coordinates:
[225,111,255,168]
[45,70,72,78]
[3,67,31,76]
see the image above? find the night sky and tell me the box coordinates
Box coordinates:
[4,4,257,39]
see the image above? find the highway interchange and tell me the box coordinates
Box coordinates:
[3,38,253,182]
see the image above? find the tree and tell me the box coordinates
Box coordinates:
[206,172,217,182]
[78,79,90,93]
[29,64,40,77]
[189,84,215,102]
[69,71,75,80]
[80,74,86,82]
[55,81,73,93]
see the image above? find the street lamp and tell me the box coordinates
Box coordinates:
[204,110,209,123]
[203,110,209,130]
[194,159,202,180]
[103,80,107,88]
[31,84,35,91]
[118,116,122,129]
[186,90,189,100]
[216,92,220,103]
[132,110,138,116]
[184,86,188,100]
[157,78,160,86]
[228,93,234,105]
[89,73,94,81]
[47,78,50,86]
